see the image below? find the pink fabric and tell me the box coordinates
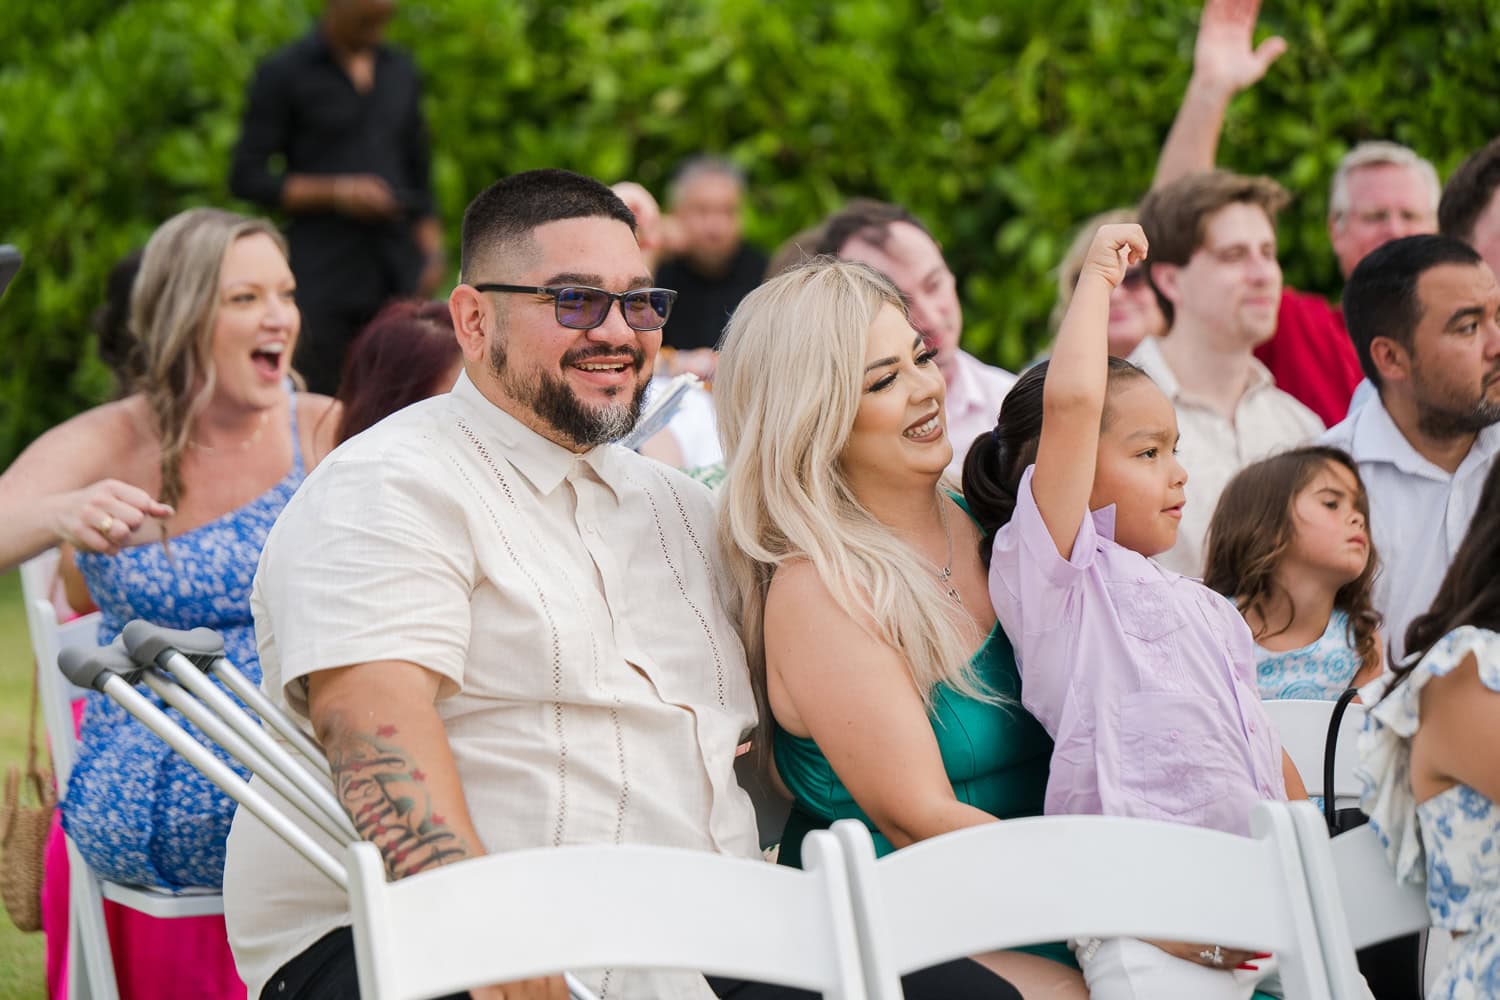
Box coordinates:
[41,700,245,1000]
[987,466,1286,836]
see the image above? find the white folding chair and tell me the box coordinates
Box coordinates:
[20,552,224,1000]
[348,830,865,1000]
[1263,697,1367,810]
[70,622,866,1000]
[831,801,1336,1000]
[1285,807,1442,999]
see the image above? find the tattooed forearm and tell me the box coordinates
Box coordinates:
[326,723,474,879]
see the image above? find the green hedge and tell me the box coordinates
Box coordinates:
[3,0,1497,465]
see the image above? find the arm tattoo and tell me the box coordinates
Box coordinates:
[326,725,473,879]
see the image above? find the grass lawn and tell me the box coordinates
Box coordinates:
[0,569,49,999]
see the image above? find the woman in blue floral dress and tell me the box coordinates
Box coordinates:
[0,208,334,998]
[1359,461,1500,999]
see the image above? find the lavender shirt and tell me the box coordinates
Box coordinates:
[987,466,1286,836]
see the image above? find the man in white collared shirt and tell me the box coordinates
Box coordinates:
[1132,170,1324,576]
[817,200,1018,477]
[225,170,761,1000]
[1321,234,1500,662]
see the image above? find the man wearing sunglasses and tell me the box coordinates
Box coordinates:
[227,169,766,1000]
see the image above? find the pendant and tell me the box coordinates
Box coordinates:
[937,566,961,604]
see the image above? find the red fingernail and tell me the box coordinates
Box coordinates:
[1252,952,1273,959]
[1236,963,1260,971]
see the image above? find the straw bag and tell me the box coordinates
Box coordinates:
[0,662,56,932]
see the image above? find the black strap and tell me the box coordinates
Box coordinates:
[1324,686,1360,831]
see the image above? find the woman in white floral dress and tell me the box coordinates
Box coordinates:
[1359,460,1500,999]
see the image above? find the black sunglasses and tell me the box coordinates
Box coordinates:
[473,283,677,332]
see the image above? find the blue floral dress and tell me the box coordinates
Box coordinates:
[60,403,305,889]
[1254,609,1362,700]
[1358,627,1500,999]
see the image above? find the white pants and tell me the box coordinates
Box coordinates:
[1073,937,1282,1000]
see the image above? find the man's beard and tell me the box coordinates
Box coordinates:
[489,337,648,449]
[1412,359,1500,440]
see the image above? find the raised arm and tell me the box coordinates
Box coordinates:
[1032,225,1148,559]
[764,562,997,849]
[1152,0,1286,189]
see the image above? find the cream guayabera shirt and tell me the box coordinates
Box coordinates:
[223,373,759,1000]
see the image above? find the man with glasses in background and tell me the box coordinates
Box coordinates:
[223,169,764,1000]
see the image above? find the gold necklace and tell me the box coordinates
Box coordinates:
[931,493,961,604]
[189,410,270,453]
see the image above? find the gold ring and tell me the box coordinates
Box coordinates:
[95,515,114,534]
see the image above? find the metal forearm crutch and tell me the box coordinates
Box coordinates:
[98,623,601,1000]
[118,623,356,844]
[58,643,348,889]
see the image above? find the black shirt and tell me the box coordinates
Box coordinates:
[654,244,769,351]
[229,29,433,310]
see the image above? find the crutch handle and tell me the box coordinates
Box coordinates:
[121,620,225,667]
[58,643,145,690]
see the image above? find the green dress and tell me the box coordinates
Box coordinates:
[772,597,1075,969]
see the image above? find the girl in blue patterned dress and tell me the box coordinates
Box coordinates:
[1204,446,1385,700]
[1359,459,1500,998]
[0,208,334,998]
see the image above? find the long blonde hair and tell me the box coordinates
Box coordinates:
[130,208,289,509]
[715,258,996,752]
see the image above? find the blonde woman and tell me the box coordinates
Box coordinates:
[0,207,333,999]
[715,259,1086,999]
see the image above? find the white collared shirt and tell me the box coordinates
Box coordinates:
[1130,337,1325,576]
[224,373,757,1000]
[1321,397,1500,663]
[945,349,1018,477]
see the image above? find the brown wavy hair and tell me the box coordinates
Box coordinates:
[1203,446,1382,677]
[130,207,289,511]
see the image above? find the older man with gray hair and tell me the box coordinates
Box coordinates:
[1153,0,1440,425]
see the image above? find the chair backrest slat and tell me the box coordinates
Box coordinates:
[348,832,866,1000]
[835,803,1333,1000]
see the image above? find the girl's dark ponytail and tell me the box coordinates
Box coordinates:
[963,361,1048,566]
[962,356,1148,567]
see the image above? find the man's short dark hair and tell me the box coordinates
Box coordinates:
[1342,233,1483,388]
[460,169,636,282]
[1439,137,1500,244]
[814,199,937,259]
[1137,170,1290,328]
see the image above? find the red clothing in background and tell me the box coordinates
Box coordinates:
[1258,287,1364,426]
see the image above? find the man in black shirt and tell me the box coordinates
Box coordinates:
[230,0,441,395]
[654,158,767,368]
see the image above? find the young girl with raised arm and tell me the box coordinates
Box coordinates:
[1359,459,1500,997]
[962,225,1303,1000]
[1203,446,1385,701]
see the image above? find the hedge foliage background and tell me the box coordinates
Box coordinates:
[3,0,1498,466]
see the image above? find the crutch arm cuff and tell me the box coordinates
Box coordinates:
[58,644,143,690]
[121,620,226,668]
